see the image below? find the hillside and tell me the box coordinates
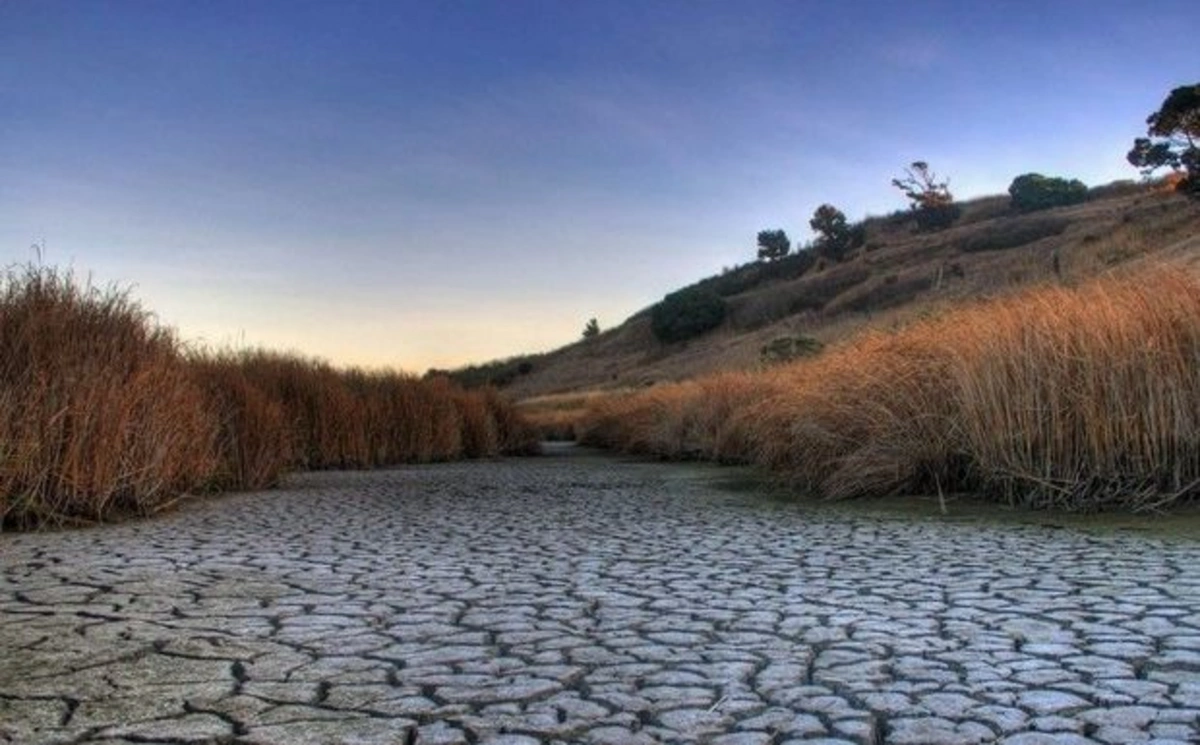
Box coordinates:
[461,181,1200,402]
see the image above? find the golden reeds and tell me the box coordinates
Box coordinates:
[0,267,217,526]
[581,267,1200,512]
[0,266,538,529]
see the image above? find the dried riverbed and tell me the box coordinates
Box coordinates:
[2,445,1199,744]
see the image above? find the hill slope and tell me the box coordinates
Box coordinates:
[481,183,1200,401]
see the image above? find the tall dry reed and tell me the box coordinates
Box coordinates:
[197,353,539,476]
[0,267,216,526]
[581,267,1200,512]
[581,373,781,463]
[1,266,538,529]
[189,354,291,491]
[946,271,1200,509]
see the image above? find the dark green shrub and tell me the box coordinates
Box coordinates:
[914,202,961,231]
[651,287,727,343]
[756,250,817,286]
[686,250,817,299]
[760,336,824,365]
[438,354,544,388]
[1009,173,1088,212]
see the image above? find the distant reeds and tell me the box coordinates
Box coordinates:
[581,267,1200,512]
[0,266,538,529]
[517,391,618,442]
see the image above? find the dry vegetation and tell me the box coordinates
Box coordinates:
[579,267,1200,512]
[505,187,1200,399]
[6,184,1194,525]
[515,390,620,442]
[0,266,538,529]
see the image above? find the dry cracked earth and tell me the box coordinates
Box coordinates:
[2,445,1200,745]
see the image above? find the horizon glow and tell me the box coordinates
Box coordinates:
[2,1,1197,371]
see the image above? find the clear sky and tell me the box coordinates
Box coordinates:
[2,1,1196,372]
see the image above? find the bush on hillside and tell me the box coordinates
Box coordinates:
[435,353,542,388]
[1008,173,1088,212]
[760,336,824,365]
[695,251,818,298]
[913,202,961,231]
[651,287,727,343]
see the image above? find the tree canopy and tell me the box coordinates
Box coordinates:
[891,161,960,230]
[756,229,790,262]
[809,204,853,262]
[1008,173,1088,212]
[892,161,954,210]
[582,318,600,339]
[651,287,726,343]
[1128,83,1199,193]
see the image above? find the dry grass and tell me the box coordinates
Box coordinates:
[580,266,1200,512]
[0,266,538,529]
[580,373,784,463]
[0,267,217,527]
[508,188,1200,401]
[516,390,624,441]
[190,355,290,491]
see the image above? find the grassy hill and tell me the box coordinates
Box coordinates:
[518,179,1200,513]
[482,180,1200,406]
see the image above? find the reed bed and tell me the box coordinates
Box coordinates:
[581,268,1200,512]
[0,266,538,529]
[190,355,290,491]
[516,391,619,442]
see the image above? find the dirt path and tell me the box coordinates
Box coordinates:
[2,446,1199,744]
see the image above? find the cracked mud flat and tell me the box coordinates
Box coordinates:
[2,445,1199,745]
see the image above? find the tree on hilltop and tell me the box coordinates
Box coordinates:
[1128,83,1200,194]
[756,229,790,262]
[582,318,600,339]
[809,204,853,262]
[892,161,961,230]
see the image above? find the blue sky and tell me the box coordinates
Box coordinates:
[2,1,1197,371]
